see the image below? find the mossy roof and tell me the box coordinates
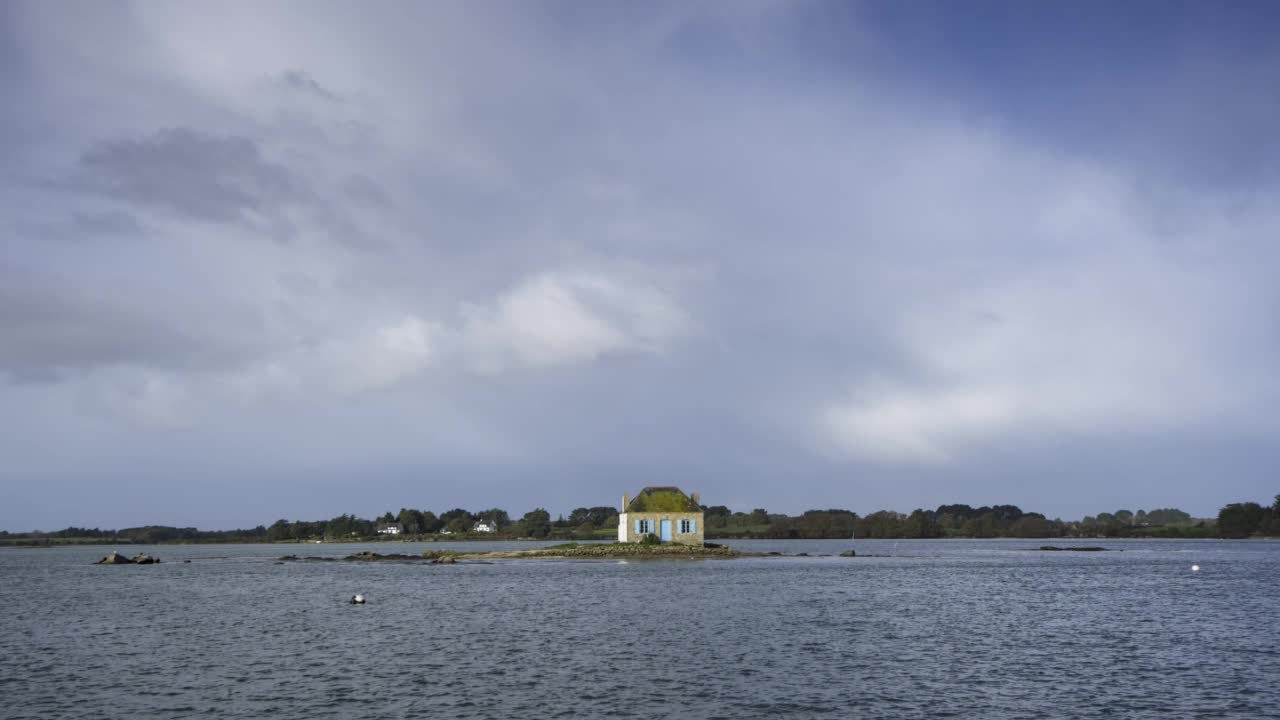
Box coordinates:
[627,486,701,513]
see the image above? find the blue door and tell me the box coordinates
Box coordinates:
[660,519,672,541]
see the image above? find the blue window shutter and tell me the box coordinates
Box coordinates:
[635,519,642,535]
[691,519,697,533]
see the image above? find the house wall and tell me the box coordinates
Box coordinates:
[619,511,704,546]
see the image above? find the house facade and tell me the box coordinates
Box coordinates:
[617,486,705,546]
[473,520,497,533]
[377,523,403,536]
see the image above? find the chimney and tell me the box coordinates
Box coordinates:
[622,494,629,512]
[691,492,701,507]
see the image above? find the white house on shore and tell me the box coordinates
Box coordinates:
[376,523,403,536]
[618,486,705,546]
[473,520,497,533]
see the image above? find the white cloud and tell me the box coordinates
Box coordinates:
[458,272,688,373]
[88,270,688,424]
[819,235,1276,463]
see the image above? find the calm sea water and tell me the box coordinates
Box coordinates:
[1,538,1276,719]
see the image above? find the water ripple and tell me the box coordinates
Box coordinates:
[1,539,1277,718]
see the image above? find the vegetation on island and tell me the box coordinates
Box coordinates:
[4,495,1279,546]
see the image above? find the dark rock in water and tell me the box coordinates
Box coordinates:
[345,551,426,562]
[839,550,857,557]
[1035,546,1110,552]
[93,551,160,565]
[182,560,191,564]
[432,556,457,564]
[795,552,809,557]
[95,551,133,565]
[703,542,723,549]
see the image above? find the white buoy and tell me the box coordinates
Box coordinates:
[1191,565,1200,572]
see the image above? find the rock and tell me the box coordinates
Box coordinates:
[432,556,457,564]
[839,550,857,557]
[95,551,133,565]
[795,552,809,557]
[130,554,159,564]
[345,551,425,562]
[1035,546,1109,552]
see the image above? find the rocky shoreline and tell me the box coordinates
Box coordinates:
[271,542,866,563]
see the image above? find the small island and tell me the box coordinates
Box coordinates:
[279,542,751,564]
[433,541,744,560]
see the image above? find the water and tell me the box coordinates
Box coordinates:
[1,539,1277,719]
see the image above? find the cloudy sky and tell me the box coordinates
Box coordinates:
[3,1,1278,530]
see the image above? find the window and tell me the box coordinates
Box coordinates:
[636,519,651,535]
[679,519,691,534]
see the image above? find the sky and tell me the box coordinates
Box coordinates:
[2,0,1279,531]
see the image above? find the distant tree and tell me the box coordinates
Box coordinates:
[1218,502,1266,538]
[420,511,442,533]
[325,514,361,538]
[440,508,473,526]
[477,508,510,528]
[749,508,770,525]
[961,513,998,538]
[1146,508,1192,526]
[861,511,907,538]
[379,511,396,524]
[703,505,731,529]
[1114,510,1134,526]
[1263,496,1280,537]
[936,504,978,521]
[764,518,797,539]
[397,508,424,534]
[267,519,291,542]
[587,507,617,527]
[522,509,551,538]
[903,509,942,538]
[1009,515,1055,538]
[446,517,471,534]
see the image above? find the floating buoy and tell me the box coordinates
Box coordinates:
[1191,565,1200,572]
[350,594,366,604]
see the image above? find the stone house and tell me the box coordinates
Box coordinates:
[376,523,403,535]
[618,486,705,546]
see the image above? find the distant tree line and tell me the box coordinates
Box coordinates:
[261,505,622,542]
[3,495,1278,545]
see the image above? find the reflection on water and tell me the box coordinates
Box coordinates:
[1,539,1276,719]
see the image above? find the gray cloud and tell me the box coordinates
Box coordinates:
[70,209,146,235]
[69,128,306,223]
[1,2,1278,530]
[341,174,393,208]
[0,286,197,382]
[279,70,338,101]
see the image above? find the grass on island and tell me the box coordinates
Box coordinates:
[437,541,743,560]
[296,542,745,564]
